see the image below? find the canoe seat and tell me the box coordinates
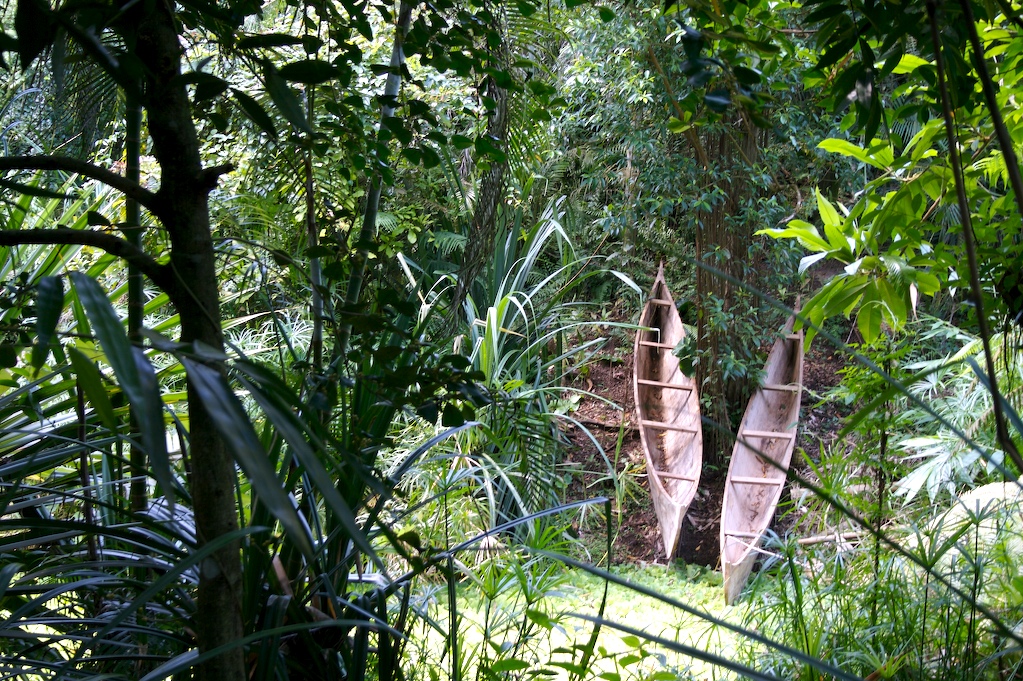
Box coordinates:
[785,334,802,341]
[638,340,676,349]
[640,419,698,433]
[725,531,761,538]
[653,470,697,482]
[729,476,784,486]
[637,379,694,391]
[648,298,673,306]
[740,429,796,440]
[761,383,799,392]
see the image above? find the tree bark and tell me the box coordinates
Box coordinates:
[335,0,414,364]
[133,7,244,681]
[695,121,762,467]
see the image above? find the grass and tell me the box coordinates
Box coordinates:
[404,559,748,681]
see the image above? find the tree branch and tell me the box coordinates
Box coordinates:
[0,156,159,211]
[0,228,171,290]
[927,0,1023,472]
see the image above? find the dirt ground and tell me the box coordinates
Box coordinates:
[562,326,847,567]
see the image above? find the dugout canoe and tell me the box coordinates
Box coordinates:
[633,263,703,559]
[720,304,804,604]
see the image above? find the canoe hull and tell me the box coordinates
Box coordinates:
[721,308,804,604]
[633,265,703,559]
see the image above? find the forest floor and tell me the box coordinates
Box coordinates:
[562,326,848,567]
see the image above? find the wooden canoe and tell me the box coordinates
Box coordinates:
[633,263,703,559]
[720,304,804,604]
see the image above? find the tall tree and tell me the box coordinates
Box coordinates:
[3,2,244,678]
[1,0,547,676]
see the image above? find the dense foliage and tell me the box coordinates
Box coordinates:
[1,0,1023,679]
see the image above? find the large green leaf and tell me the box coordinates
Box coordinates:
[264,66,312,134]
[278,59,337,84]
[181,356,314,559]
[231,88,277,140]
[67,347,118,432]
[815,187,843,230]
[818,138,893,170]
[757,220,831,253]
[14,0,56,67]
[856,287,883,343]
[69,272,173,506]
[31,276,63,371]
[233,362,378,565]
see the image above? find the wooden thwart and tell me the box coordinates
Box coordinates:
[725,531,761,539]
[640,418,698,433]
[648,298,673,306]
[654,470,697,481]
[761,383,799,392]
[740,429,796,440]
[637,378,694,390]
[730,475,784,486]
[638,340,676,349]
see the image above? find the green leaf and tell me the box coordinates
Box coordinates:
[278,59,337,84]
[516,0,537,16]
[916,271,941,296]
[815,187,842,228]
[856,298,882,344]
[490,659,530,672]
[236,33,304,49]
[231,88,277,139]
[733,65,761,86]
[132,345,176,494]
[442,402,465,426]
[265,67,313,134]
[667,115,691,134]
[15,0,56,66]
[70,272,172,506]
[525,608,554,628]
[756,221,831,253]
[704,89,730,112]
[32,276,63,371]
[233,365,379,565]
[817,138,891,170]
[382,116,413,145]
[597,6,615,21]
[181,357,314,559]
[421,146,441,168]
[892,53,929,75]
[0,344,18,368]
[193,73,229,102]
[86,211,111,226]
[68,347,118,432]
[876,276,906,326]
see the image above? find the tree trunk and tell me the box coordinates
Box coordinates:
[452,11,510,312]
[134,7,244,681]
[695,120,762,467]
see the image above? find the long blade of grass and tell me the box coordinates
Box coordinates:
[181,356,314,559]
[539,550,863,681]
[233,369,379,566]
[70,271,172,505]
